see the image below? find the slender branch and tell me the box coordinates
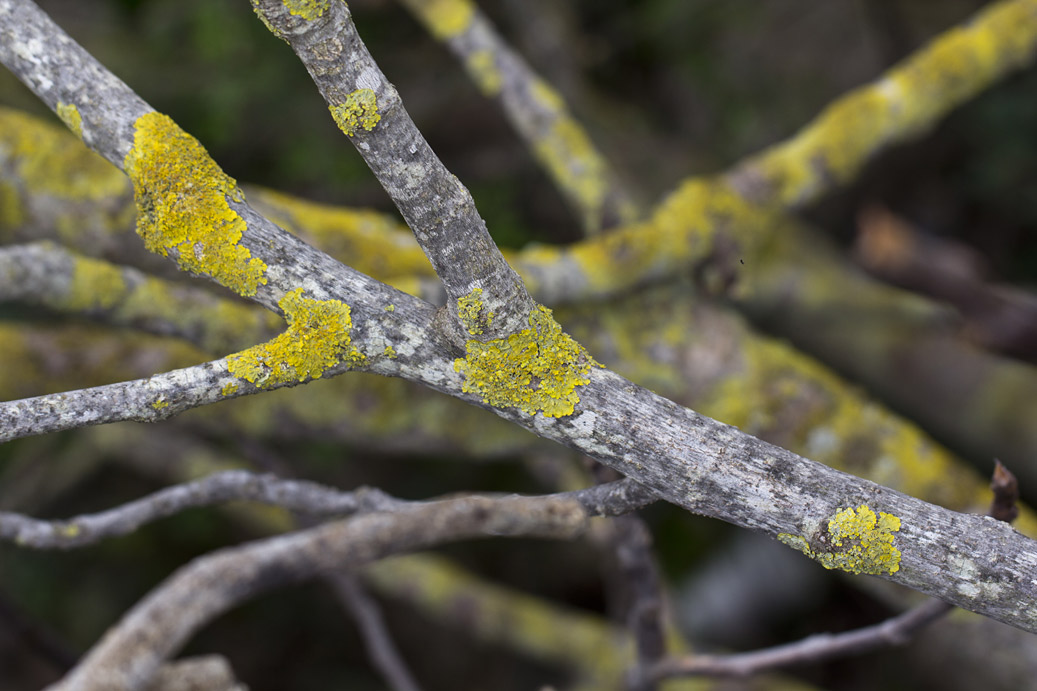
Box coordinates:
[0,471,390,548]
[724,0,1037,208]
[45,494,587,691]
[645,462,1024,683]
[0,242,281,354]
[250,0,537,342]
[327,573,424,691]
[647,598,953,681]
[0,470,650,550]
[398,0,640,233]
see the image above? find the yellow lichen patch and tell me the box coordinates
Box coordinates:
[782,504,902,576]
[245,187,434,283]
[744,0,1037,207]
[0,182,24,232]
[454,305,596,418]
[0,107,127,201]
[221,382,239,396]
[283,0,328,20]
[408,0,474,40]
[533,118,607,231]
[330,89,381,137]
[227,288,365,388]
[384,304,395,312]
[55,102,83,139]
[466,50,502,96]
[62,255,127,311]
[59,523,81,538]
[384,345,397,359]
[151,398,170,410]
[123,111,268,296]
[555,177,759,297]
[456,288,493,335]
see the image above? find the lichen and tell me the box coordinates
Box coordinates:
[384,345,397,359]
[745,0,1037,206]
[282,0,329,20]
[123,111,267,296]
[55,102,83,139]
[0,107,126,201]
[227,287,365,388]
[457,288,493,335]
[517,176,765,300]
[781,504,902,576]
[58,523,81,538]
[466,49,502,96]
[245,187,434,285]
[221,382,240,396]
[62,255,127,311]
[330,89,381,137]
[454,304,596,418]
[0,182,24,234]
[412,0,474,40]
[151,398,170,410]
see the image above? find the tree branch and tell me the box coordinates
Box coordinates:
[327,573,424,691]
[251,0,537,342]
[45,494,587,691]
[398,0,640,233]
[3,0,1037,639]
[0,469,651,550]
[0,242,281,354]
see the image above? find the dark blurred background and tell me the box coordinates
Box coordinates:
[1,1,1035,689]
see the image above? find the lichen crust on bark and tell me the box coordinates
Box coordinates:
[123,111,268,296]
[779,504,902,576]
[227,287,366,388]
[329,89,381,137]
[454,299,597,418]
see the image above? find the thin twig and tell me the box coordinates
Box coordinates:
[647,598,953,680]
[0,471,651,550]
[45,494,587,690]
[328,573,424,691]
[398,0,640,233]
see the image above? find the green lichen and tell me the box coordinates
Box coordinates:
[330,89,381,137]
[62,255,127,311]
[466,50,502,96]
[412,0,474,40]
[0,107,126,201]
[457,288,493,335]
[227,287,365,388]
[781,504,902,576]
[55,102,82,139]
[124,111,268,296]
[283,0,329,20]
[454,305,596,418]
